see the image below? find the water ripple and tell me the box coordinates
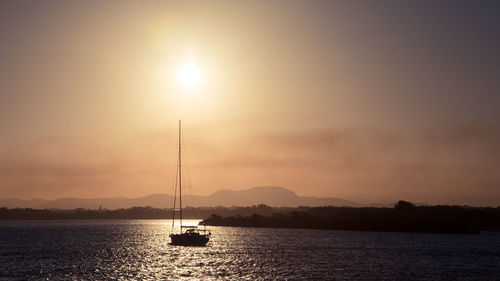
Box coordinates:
[0,220,499,280]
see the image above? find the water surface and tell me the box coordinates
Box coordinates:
[1,220,499,280]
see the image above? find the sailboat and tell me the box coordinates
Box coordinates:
[169,120,211,246]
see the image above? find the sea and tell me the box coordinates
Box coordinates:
[0,220,499,281]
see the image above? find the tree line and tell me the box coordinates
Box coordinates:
[0,204,293,220]
[201,201,500,234]
[1,201,499,234]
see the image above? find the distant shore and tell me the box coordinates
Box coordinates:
[201,201,500,234]
[1,201,499,234]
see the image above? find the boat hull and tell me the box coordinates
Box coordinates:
[170,233,210,246]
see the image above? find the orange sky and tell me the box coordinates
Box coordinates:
[1,1,499,205]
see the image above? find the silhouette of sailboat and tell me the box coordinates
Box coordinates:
[170,120,210,246]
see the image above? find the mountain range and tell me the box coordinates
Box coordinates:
[0,186,361,209]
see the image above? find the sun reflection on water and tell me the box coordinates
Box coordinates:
[1,220,500,280]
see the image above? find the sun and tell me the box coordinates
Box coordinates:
[177,62,201,88]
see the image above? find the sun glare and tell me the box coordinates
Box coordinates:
[177,62,201,88]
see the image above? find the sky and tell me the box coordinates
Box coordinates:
[1,1,499,205]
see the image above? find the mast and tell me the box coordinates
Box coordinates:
[178,120,182,231]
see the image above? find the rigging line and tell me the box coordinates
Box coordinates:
[170,130,180,230]
[168,143,178,189]
[178,120,183,230]
[171,163,178,230]
[181,128,194,200]
[164,130,178,231]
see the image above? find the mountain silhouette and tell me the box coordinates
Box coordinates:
[0,186,360,209]
[0,198,50,209]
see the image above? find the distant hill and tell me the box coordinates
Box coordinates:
[193,186,360,207]
[0,198,51,209]
[0,186,360,209]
